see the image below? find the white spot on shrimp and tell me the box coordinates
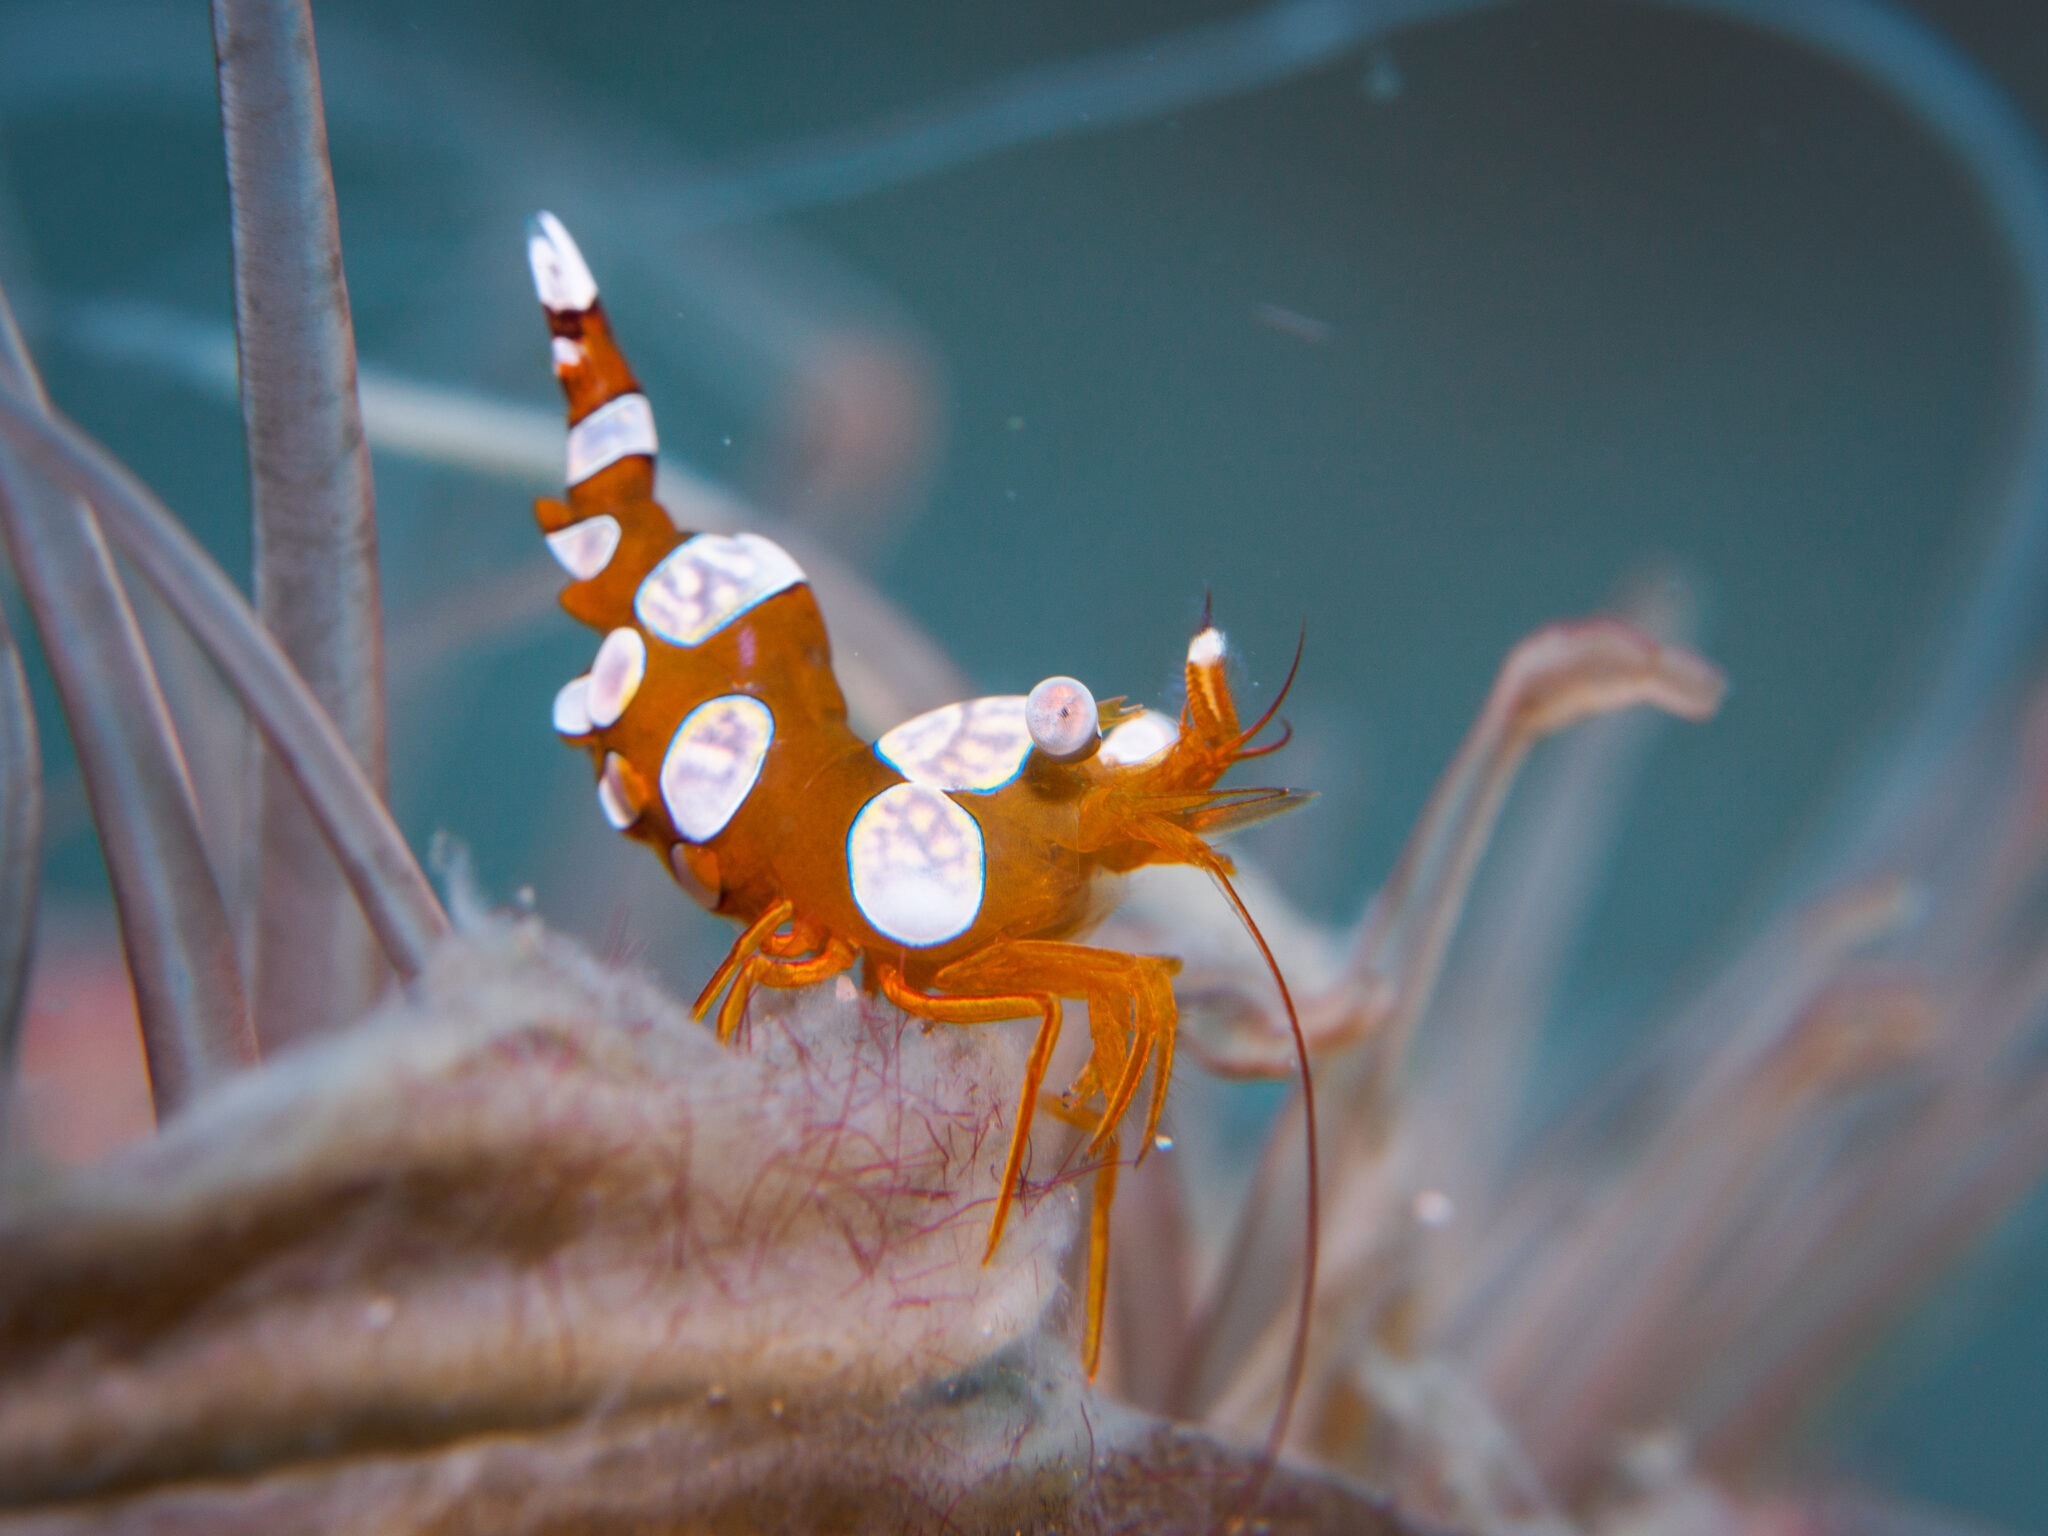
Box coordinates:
[550,335,586,372]
[1025,675,1099,759]
[527,211,598,312]
[597,752,642,829]
[566,393,657,486]
[660,695,774,842]
[847,783,985,947]
[1099,709,1179,767]
[585,627,646,729]
[636,532,805,648]
[1187,627,1226,668]
[876,696,1032,792]
[544,514,620,580]
[552,675,593,737]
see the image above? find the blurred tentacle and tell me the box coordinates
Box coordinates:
[1344,620,1725,1085]
[649,0,1504,230]
[212,0,387,1049]
[0,297,255,1115]
[17,0,2048,750]
[0,602,39,1118]
[1419,575,1699,1230]
[62,301,969,733]
[1673,0,2048,889]
[1473,900,1914,1484]
[1176,619,1725,1083]
[1175,619,1724,1428]
[1415,686,1667,1220]
[0,388,448,984]
[1101,1146,1194,1413]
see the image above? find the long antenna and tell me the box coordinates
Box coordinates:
[1206,861,1319,1467]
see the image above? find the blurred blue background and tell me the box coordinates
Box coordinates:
[0,0,2042,1525]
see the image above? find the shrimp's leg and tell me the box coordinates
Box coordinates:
[692,898,795,1026]
[1037,1092,1124,1377]
[939,940,1181,1165]
[713,934,859,1042]
[876,967,1062,1266]
[887,941,1181,1377]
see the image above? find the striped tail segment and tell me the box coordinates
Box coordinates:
[526,212,679,631]
[527,211,656,503]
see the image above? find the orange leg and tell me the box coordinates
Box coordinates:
[886,940,1182,1378]
[1038,1093,1123,1377]
[1064,989,1151,1158]
[692,897,794,1022]
[1084,1132,1119,1376]
[877,966,1062,1266]
[714,934,859,1042]
[943,940,1179,1162]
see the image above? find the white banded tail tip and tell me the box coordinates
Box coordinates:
[527,211,598,313]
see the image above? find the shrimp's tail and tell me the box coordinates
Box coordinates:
[525,213,678,630]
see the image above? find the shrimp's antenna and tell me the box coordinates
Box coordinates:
[1233,622,1306,750]
[1234,718,1295,760]
[1205,861,1318,1470]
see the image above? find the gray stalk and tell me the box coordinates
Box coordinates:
[0,293,255,1115]
[0,388,449,985]
[212,0,387,1048]
[0,602,39,1131]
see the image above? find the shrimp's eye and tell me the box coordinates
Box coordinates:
[1026,675,1100,760]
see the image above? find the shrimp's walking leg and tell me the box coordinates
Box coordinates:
[876,967,1063,1264]
[1086,1132,1119,1376]
[940,940,1182,1164]
[885,940,1182,1377]
[713,934,859,1041]
[692,898,794,1030]
[1039,1089,1125,1378]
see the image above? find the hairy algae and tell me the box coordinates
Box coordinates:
[0,914,1413,1534]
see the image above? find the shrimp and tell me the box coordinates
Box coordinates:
[526,212,1314,1390]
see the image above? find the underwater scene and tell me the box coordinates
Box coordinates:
[0,0,2045,1530]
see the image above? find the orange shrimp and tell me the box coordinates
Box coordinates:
[526,212,1314,1391]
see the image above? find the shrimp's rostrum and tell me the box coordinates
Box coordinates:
[527,213,1305,1375]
